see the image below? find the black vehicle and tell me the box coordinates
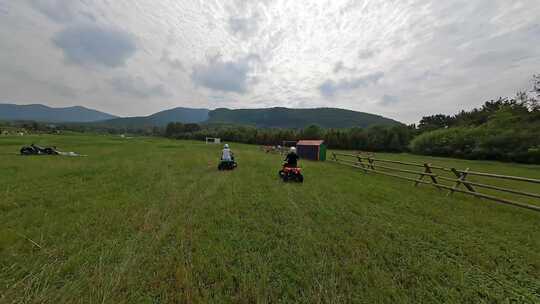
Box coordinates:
[20,144,58,156]
[218,152,237,170]
[218,159,237,170]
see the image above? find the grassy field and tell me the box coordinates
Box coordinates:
[1,134,539,303]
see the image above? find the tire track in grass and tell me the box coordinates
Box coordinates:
[112,150,220,302]
[118,146,236,302]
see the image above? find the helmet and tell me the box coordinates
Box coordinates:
[290,147,297,153]
[224,144,229,148]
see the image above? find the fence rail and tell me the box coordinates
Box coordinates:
[331,152,540,212]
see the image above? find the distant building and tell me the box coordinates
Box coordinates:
[296,140,327,161]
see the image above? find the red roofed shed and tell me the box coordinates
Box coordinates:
[296,140,327,161]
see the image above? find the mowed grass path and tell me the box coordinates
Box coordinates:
[1,134,539,303]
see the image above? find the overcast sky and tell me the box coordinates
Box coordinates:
[1,0,539,123]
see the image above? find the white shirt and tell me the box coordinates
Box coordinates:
[222,148,232,161]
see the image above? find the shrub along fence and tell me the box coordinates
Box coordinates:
[331,152,540,212]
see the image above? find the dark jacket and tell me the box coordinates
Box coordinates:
[284,152,299,167]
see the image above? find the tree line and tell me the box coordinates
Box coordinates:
[411,75,540,163]
[166,75,540,164]
[0,121,164,136]
[165,122,416,152]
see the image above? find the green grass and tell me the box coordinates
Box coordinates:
[1,134,539,303]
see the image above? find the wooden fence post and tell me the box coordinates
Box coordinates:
[448,168,475,195]
[356,156,368,173]
[367,157,375,170]
[415,163,440,189]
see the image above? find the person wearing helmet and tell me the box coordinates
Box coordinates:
[284,146,299,167]
[221,143,234,161]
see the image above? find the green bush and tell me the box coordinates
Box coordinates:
[410,126,540,163]
[410,128,482,157]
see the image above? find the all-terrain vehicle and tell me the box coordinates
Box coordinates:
[279,164,304,182]
[20,144,58,156]
[218,158,237,170]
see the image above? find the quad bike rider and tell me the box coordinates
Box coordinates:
[279,147,303,182]
[218,144,237,170]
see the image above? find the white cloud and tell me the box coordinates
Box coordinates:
[109,76,170,99]
[380,95,399,106]
[29,0,79,23]
[52,25,137,68]
[229,14,259,39]
[191,55,260,94]
[319,72,385,97]
[160,50,184,71]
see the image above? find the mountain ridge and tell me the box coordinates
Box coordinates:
[207,107,402,128]
[0,103,117,123]
[97,107,210,127]
[1,103,402,128]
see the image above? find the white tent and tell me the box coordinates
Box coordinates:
[205,137,221,144]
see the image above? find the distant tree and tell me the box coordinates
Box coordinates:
[348,127,367,150]
[184,123,201,133]
[366,125,390,151]
[418,114,453,132]
[388,132,402,152]
[452,98,510,127]
[152,126,162,136]
[526,74,540,111]
[532,74,540,96]
[31,122,37,131]
[300,124,323,139]
[165,122,184,137]
[323,129,340,149]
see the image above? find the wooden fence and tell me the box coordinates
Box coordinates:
[331,152,540,212]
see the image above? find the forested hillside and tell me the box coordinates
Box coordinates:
[207,107,401,128]
[95,107,209,127]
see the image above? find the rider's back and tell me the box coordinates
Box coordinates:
[222,148,232,161]
[285,152,299,167]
